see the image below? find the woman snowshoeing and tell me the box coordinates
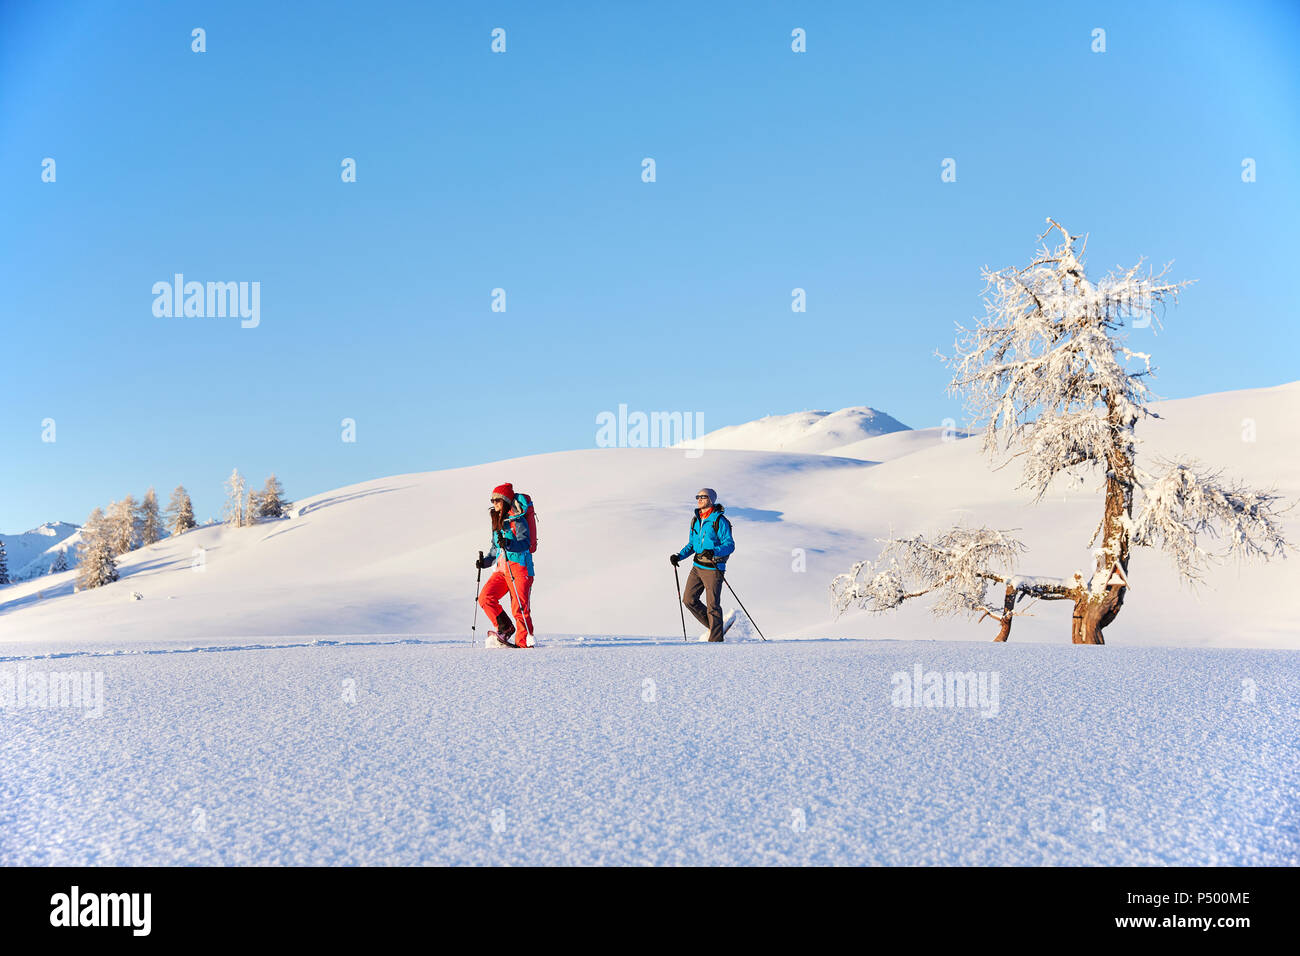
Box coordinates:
[476,483,536,648]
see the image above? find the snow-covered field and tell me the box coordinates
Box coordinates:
[1,383,1296,865]
[3,638,1294,865]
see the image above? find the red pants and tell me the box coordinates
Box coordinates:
[479,561,535,646]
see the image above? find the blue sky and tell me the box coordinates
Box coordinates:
[2,0,1297,530]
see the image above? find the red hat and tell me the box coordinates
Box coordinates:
[491,483,514,500]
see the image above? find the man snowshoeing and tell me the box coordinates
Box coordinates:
[670,488,736,642]
[477,483,536,648]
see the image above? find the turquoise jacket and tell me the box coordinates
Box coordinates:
[677,505,735,571]
[485,496,534,577]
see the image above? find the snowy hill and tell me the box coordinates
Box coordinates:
[0,382,1296,652]
[0,521,79,581]
[680,406,912,456]
[829,425,973,462]
[677,405,972,462]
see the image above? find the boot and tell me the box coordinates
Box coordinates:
[494,612,516,644]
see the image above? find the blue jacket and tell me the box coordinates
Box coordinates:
[485,496,534,577]
[677,505,735,571]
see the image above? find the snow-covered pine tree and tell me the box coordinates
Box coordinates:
[138,487,163,546]
[107,496,141,556]
[832,220,1291,644]
[104,500,119,550]
[223,469,247,528]
[51,549,68,574]
[244,490,256,527]
[166,485,197,535]
[0,539,9,586]
[256,474,289,518]
[76,507,119,590]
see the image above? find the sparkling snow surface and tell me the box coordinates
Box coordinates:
[2,638,1295,865]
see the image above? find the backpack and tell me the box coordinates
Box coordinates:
[516,493,539,554]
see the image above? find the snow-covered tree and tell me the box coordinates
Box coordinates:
[255,474,290,518]
[50,549,69,574]
[166,485,197,535]
[138,487,163,546]
[223,469,248,527]
[832,220,1291,644]
[0,539,9,586]
[76,508,119,590]
[107,496,140,556]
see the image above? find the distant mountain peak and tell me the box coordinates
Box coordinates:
[0,521,82,582]
[28,520,78,537]
[678,405,911,456]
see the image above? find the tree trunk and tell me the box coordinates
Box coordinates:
[992,583,1016,642]
[1072,396,1136,644]
[1071,582,1126,644]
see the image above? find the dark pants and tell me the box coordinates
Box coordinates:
[683,566,725,642]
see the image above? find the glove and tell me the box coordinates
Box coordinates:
[669,553,681,567]
[476,555,491,570]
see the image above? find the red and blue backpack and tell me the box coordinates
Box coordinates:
[514,493,539,553]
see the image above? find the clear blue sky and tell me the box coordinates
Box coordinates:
[2,0,1297,530]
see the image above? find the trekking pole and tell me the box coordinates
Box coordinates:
[673,563,688,642]
[722,575,768,642]
[471,550,484,645]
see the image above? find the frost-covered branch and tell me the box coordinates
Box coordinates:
[1133,459,1291,583]
[831,526,1028,620]
[830,526,1087,642]
[944,218,1194,496]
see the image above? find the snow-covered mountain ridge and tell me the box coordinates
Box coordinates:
[676,405,972,461]
[679,406,909,456]
[0,521,79,581]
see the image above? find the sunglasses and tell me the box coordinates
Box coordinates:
[695,495,711,500]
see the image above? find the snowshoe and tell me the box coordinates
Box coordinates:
[698,608,739,642]
[484,612,518,648]
[485,629,519,649]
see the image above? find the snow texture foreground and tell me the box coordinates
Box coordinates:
[3,639,1295,865]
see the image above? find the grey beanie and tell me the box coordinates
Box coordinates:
[696,488,717,506]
